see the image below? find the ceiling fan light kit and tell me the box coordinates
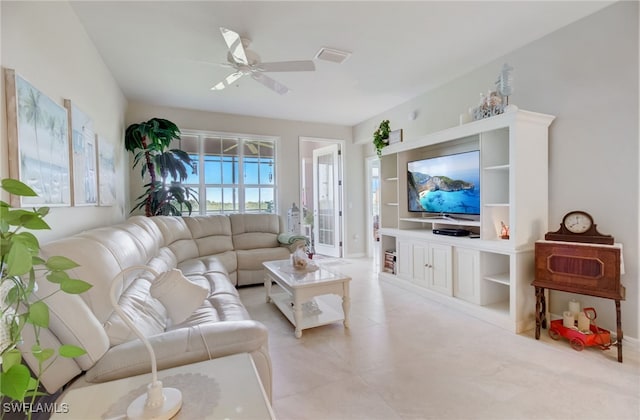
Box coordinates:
[212,27,316,95]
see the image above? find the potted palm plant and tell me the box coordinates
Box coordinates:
[125,118,196,216]
[1,178,91,418]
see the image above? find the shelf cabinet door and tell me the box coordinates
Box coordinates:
[412,242,428,287]
[453,247,480,304]
[425,243,453,295]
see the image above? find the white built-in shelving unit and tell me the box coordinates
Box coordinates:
[378,109,555,333]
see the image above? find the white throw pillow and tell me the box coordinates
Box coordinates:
[150,269,208,324]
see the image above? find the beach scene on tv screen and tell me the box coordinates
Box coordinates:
[407,151,480,214]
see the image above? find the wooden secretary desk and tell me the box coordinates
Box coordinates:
[532,240,625,362]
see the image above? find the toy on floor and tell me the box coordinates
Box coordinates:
[549,307,613,352]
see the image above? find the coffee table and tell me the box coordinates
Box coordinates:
[263,259,351,338]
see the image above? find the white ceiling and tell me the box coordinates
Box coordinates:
[70,1,613,126]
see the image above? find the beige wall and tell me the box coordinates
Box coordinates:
[1,1,128,244]
[354,2,639,340]
[125,102,367,257]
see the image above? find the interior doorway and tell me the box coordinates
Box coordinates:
[366,157,381,259]
[300,137,344,258]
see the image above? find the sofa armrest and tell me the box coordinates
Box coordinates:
[85,320,269,383]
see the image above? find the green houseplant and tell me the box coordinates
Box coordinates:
[124,118,196,216]
[1,178,91,418]
[373,119,390,157]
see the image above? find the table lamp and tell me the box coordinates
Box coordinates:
[109,266,184,420]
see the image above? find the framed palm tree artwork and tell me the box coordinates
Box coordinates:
[4,68,71,207]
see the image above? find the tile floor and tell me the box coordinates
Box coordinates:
[238,256,639,420]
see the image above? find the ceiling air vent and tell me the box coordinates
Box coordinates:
[315,47,351,64]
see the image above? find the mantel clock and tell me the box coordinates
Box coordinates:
[544,210,614,245]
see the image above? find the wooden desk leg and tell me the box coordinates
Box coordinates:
[541,289,547,330]
[535,287,546,339]
[615,299,623,363]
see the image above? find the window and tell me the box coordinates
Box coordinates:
[176,132,277,215]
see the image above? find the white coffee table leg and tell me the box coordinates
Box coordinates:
[342,282,350,328]
[292,293,303,338]
[265,274,272,303]
[293,296,303,338]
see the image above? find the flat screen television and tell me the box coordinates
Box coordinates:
[407,150,480,215]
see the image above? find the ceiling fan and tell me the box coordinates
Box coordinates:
[211,27,315,95]
[223,140,273,154]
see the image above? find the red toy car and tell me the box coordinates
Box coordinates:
[548,308,612,351]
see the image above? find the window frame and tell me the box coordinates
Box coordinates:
[178,130,278,215]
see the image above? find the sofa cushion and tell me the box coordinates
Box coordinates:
[78,227,150,273]
[113,220,161,262]
[39,239,101,321]
[236,247,291,271]
[146,248,178,275]
[29,257,110,371]
[183,215,234,256]
[230,214,281,250]
[178,254,230,277]
[128,215,165,245]
[206,272,240,297]
[104,277,168,346]
[208,294,250,321]
[166,295,250,331]
[150,216,199,263]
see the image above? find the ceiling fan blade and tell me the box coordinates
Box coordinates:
[251,73,289,95]
[246,142,258,154]
[223,143,238,152]
[257,60,316,72]
[211,71,244,91]
[220,27,248,65]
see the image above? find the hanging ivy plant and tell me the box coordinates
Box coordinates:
[373,119,390,157]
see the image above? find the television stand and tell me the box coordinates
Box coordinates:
[378,108,555,335]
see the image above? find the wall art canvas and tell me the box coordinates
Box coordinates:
[4,68,70,207]
[97,135,116,206]
[65,99,98,206]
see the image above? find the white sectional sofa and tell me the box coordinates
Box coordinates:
[23,213,305,401]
